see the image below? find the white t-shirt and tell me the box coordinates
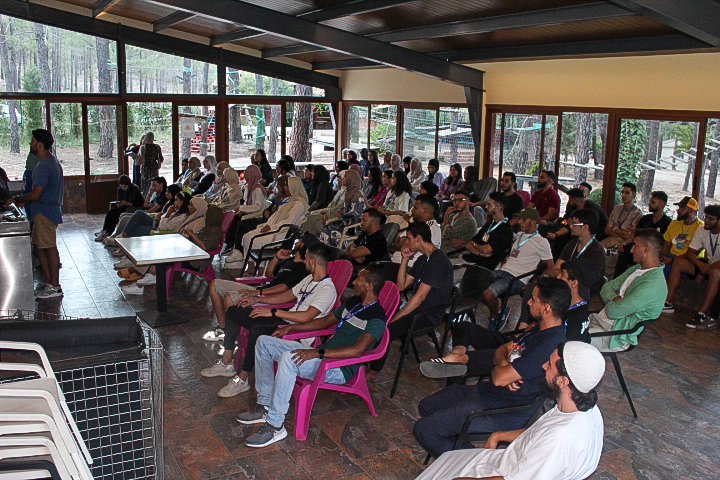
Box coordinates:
[500,232,553,282]
[290,274,337,317]
[415,406,604,480]
[689,227,720,264]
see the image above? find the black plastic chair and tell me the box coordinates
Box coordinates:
[381,222,400,252]
[491,265,544,331]
[589,318,657,418]
[241,223,301,275]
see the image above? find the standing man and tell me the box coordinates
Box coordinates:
[139,131,163,196]
[344,208,388,265]
[661,196,704,279]
[463,192,514,271]
[528,170,561,223]
[601,182,642,278]
[441,190,478,254]
[9,129,64,299]
[665,205,720,329]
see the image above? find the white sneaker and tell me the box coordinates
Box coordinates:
[201,360,237,378]
[218,375,251,397]
[226,249,244,263]
[203,327,225,342]
[111,248,126,257]
[94,230,106,237]
[121,283,144,295]
[36,285,63,300]
[114,256,134,269]
[137,273,156,286]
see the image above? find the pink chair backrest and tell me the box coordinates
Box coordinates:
[327,259,353,310]
[378,281,401,322]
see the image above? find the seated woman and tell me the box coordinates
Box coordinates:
[331,161,349,193]
[408,157,427,191]
[176,196,209,239]
[302,164,315,196]
[462,165,481,200]
[214,168,243,212]
[193,156,217,195]
[439,162,464,199]
[95,175,144,241]
[104,176,168,243]
[320,169,366,247]
[390,153,403,172]
[308,165,332,211]
[179,157,203,188]
[419,179,440,198]
[426,158,446,193]
[304,170,347,235]
[239,176,309,273]
[380,151,393,171]
[121,204,225,295]
[203,161,230,202]
[364,166,383,201]
[377,170,414,225]
[224,166,271,265]
[370,170,392,207]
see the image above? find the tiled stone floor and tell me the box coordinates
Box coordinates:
[30,213,720,479]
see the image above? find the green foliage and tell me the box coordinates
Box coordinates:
[617,119,647,189]
[21,69,44,137]
[589,187,621,206]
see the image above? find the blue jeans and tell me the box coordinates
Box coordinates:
[487,269,525,297]
[255,335,345,428]
[123,211,155,237]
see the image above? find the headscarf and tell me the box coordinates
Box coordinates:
[204,155,218,176]
[343,169,364,204]
[243,165,263,206]
[309,165,330,205]
[287,176,309,206]
[349,163,364,177]
[198,205,224,237]
[25,152,40,171]
[223,168,242,196]
[180,196,209,233]
[409,158,425,183]
[390,154,402,171]
[214,161,229,184]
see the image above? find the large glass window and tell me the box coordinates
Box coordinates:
[178,106,216,165]
[402,108,437,163]
[501,114,544,198]
[370,104,397,155]
[285,102,334,166]
[127,102,173,180]
[0,17,118,94]
[50,103,83,176]
[701,118,720,212]
[228,103,282,169]
[226,69,324,97]
[346,105,368,152]
[560,113,609,204]
[0,99,47,180]
[438,107,473,170]
[126,47,217,94]
[87,105,118,175]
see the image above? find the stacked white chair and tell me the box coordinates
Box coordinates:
[0,341,93,480]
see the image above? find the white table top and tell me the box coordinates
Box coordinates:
[116,234,210,266]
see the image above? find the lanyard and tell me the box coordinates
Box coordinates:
[568,299,588,310]
[617,205,636,229]
[513,327,537,347]
[710,232,720,257]
[487,218,508,234]
[278,197,291,206]
[337,301,378,330]
[296,276,330,309]
[571,237,595,259]
[516,231,538,249]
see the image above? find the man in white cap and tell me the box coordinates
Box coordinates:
[416,341,605,480]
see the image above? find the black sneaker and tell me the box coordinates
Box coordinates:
[686,312,707,329]
[662,302,675,313]
[237,404,269,425]
[697,317,718,331]
[245,422,287,448]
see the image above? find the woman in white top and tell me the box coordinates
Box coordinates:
[235,165,269,219]
[408,157,427,191]
[204,161,229,201]
[378,170,414,224]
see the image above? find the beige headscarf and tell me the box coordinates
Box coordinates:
[287,176,309,206]
[180,196,209,234]
[343,169,364,204]
[409,158,425,183]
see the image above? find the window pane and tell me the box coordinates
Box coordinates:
[489,113,502,181]
[178,106,216,165]
[285,102,333,166]
[0,99,47,180]
[402,108,436,162]
[559,113,608,204]
[0,17,118,93]
[127,102,173,181]
[702,118,720,212]
[542,115,559,172]
[50,103,83,176]
[228,103,282,169]
[311,103,335,165]
[126,46,217,94]
[501,114,543,198]
[87,105,118,175]
[226,69,323,96]
[346,105,368,152]
[438,107,473,172]
[370,104,397,155]
[617,118,700,210]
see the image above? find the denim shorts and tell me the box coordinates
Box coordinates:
[487,270,525,297]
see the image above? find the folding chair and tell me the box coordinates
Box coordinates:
[241,224,302,275]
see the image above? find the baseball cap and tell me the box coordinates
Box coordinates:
[674,196,698,211]
[513,208,541,222]
[562,342,605,393]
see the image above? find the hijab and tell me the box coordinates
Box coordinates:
[349,163,364,178]
[390,154,402,172]
[214,161,230,184]
[287,175,309,206]
[223,168,242,198]
[204,155,218,176]
[198,205,224,238]
[343,169,364,204]
[310,165,330,205]
[409,158,425,183]
[181,196,209,233]
[243,164,263,206]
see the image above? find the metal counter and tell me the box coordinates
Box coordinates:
[0,218,34,311]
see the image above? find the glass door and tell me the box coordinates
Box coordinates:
[87,104,120,176]
[49,102,84,176]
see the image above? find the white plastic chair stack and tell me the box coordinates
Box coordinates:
[0,341,94,480]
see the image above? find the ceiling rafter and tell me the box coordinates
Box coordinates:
[145,0,485,90]
[91,0,118,18]
[153,11,196,32]
[264,2,636,59]
[210,0,417,46]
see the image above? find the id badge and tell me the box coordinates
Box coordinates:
[508,344,523,363]
[482,233,490,243]
[677,241,685,250]
[510,249,520,258]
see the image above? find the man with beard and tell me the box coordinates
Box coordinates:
[415,342,605,480]
[547,188,608,258]
[462,192,514,271]
[413,277,569,460]
[601,182,643,278]
[665,205,720,330]
[473,172,525,221]
[528,170,561,223]
[8,129,64,299]
[614,191,671,276]
[661,196,704,279]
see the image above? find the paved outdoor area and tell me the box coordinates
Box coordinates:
[29,213,720,480]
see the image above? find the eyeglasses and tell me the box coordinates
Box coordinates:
[570,223,585,227]
[453,198,468,203]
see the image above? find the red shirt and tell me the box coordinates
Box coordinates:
[530,187,561,221]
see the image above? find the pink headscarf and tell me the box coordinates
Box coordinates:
[349,163,363,177]
[244,165,263,206]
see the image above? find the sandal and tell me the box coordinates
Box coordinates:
[419,358,468,379]
[117,268,142,281]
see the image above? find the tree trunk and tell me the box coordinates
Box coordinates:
[181,58,192,160]
[267,78,280,161]
[95,37,114,158]
[707,125,720,198]
[52,30,61,92]
[200,62,209,156]
[0,15,20,153]
[682,124,700,191]
[574,113,592,183]
[35,23,51,92]
[289,85,313,163]
[638,120,659,203]
[594,116,607,181]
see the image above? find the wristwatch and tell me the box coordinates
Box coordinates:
[317,348,325,359]
[271,308,277,317]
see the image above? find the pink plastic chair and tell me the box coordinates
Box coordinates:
[233,259,354,367]
[165,211,235,298]
[283,281,401,441]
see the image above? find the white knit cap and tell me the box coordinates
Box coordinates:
[563,341,605,393]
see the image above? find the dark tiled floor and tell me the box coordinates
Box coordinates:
[32,214,720,479]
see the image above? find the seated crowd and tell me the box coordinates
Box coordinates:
[102,144,715,479]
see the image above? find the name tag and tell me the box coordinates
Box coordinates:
[482,233,490,242]
[509,343,524,362]
[510,249,520,258]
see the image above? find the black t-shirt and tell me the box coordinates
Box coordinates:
[585,200,609,239]
[464,219,514,270]
[118,184,144,208]
[266,259,307,289]
[637,213,672,234]
[352,230,388,264]
[408,249,453,325]
[504,192,525,218]
[559,237,607,294]
[565,302,590,343]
